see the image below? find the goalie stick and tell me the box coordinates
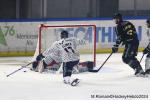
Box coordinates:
[6,62,33,77]
[88,52,113,73]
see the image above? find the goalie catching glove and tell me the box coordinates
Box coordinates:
[36,53,45,61]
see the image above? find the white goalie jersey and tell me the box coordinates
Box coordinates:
[42,42,62,64]
[41,37,84,64]
[56,37,80,62]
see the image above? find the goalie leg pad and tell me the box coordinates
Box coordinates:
[87,61,94,71]
[38,60,47,73]
[78,61,94,72]
[32,61,39,71]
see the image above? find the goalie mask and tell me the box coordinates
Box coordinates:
[61,30,69,39]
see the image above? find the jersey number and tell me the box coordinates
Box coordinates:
[64,47,75,53]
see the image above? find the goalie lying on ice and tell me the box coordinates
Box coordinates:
[32,53,94,73]
[32,30,95,85]
[32,41,94,73]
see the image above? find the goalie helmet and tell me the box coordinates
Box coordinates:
[61,30,69,39]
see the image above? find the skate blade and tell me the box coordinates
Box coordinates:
[135,74,149,77]
[144,74,150,77]
[71,79,80,86]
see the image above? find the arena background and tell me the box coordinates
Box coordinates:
[0,0,150,56]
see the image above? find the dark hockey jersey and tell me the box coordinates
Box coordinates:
[115,21,138,45]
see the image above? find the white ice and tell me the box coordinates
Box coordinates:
[0,53,150,100]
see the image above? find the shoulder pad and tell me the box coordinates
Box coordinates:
[122,21,133,26]
[122,21,128,25]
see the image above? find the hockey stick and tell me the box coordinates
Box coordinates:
[140,54,145,63]
[6,62,33,77]
[89,52,113,72]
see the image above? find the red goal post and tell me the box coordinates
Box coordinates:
[37,24,97,65]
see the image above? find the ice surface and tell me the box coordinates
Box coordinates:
[0,53,150,100]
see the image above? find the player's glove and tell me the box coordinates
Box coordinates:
[36,53,45,61]
[112,45,119,53]
[143,47,150,54]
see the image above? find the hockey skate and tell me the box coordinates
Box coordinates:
[63,77,80,86]
[70,78,80,86]
[134,69,147,77]
[63,76,71,84]
[145,69,150,76]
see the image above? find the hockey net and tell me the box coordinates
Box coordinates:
[33,24,97,72]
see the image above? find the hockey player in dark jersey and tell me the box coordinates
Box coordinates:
[112,13,145,76]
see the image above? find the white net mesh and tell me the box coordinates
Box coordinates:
[33,24,96,64]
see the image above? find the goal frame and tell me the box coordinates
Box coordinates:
[38,24,97,65]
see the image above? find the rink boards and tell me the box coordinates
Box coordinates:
[0,17,149,56]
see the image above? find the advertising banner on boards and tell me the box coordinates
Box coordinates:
[0,18,148,56]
